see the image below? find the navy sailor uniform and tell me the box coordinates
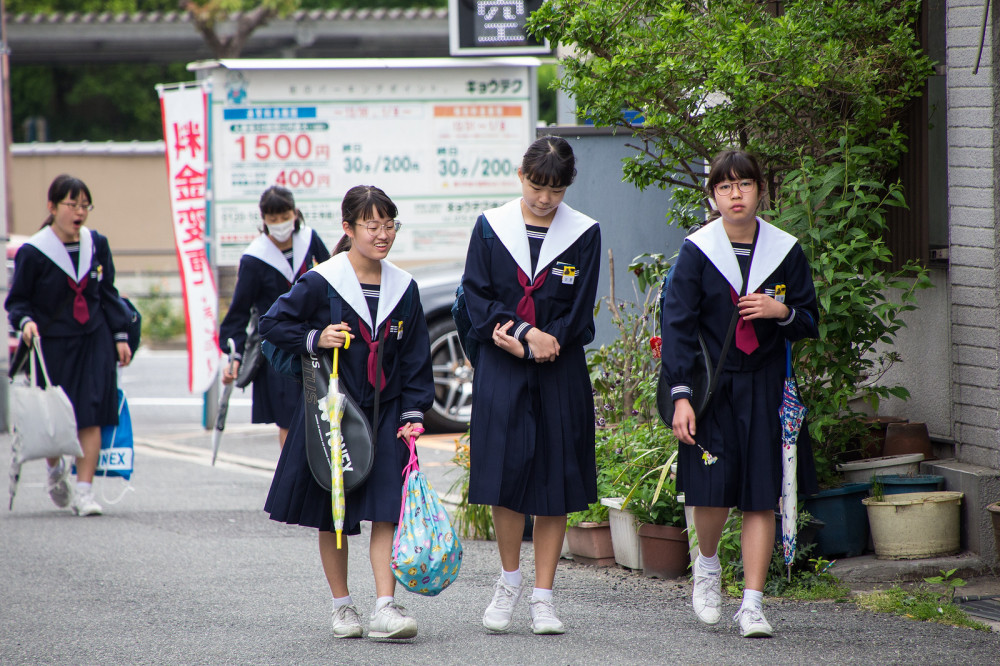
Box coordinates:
[259,253,434,534]
[5,226,131,428]
[219,227,329,428]
[661,217,820,511]
[462,199,602,515]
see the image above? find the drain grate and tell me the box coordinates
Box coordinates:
[955,596,1000,622]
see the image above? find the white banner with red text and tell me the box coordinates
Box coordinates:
[158,83,220,394]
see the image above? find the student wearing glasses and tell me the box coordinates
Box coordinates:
[6,174,133,517]
[660,150,819,638]
[461,136,602,635]
[260,185,434,640]
[218,186,330,450]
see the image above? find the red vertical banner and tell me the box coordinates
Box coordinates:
[158,85,219,393]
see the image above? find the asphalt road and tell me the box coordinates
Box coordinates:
[2,350,1000,664]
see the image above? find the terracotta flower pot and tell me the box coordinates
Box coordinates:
[637,523,689,579]
[567,522,615,566]
[882,421,936,460]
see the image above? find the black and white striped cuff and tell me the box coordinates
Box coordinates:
[114,332,129,342]
[777,308,796,327]
[18,317,33,331]
[514,321,531,340]
[671,385,693,400]
[399,410,423,424]
[524,342,533,359]
[306,329,319,353]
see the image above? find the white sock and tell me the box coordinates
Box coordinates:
[742,589,763,611]
[531,587,552,602]
[697,552,721,572]
[375,596,394,611]
[76,481,92,493]
[333,595,353,610]
[502,568,522,587]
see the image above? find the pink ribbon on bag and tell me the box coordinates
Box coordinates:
[516,267,547,325]
[393,428,424,557]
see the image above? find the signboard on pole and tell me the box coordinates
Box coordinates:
[193,58,539,266]
[448,0,552,56]
[157,83,220,394]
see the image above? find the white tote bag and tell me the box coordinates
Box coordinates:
[10,338,82,464]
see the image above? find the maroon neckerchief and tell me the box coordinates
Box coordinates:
[356,319,390,390]
[67,275,90,324]
[515,267,547,325]
[729,286,759,354]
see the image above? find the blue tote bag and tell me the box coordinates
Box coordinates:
[98,389,134,480]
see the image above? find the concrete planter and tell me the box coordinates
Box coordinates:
[987,502,1000,564]
[566,522,615,566]
[863,491,963,560]
[600,497,643,570]
[836,453,924,483]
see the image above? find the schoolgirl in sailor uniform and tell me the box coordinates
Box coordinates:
[259,185,433,641]
[219,186,330,448]
[5,174,133,517]
[463,136,601,635]
[661,150,819,638]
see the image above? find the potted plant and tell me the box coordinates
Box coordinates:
[566,501,614,566]
[863,491,964,560]
[619,449,689,579]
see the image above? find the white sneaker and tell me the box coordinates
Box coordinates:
[72,488,102,517]
[692,558,722,625]
[528,597,565,635]
[331,604,363,639]
[368,602,417,639]
[46,462,73,508]
[734,606,773,638]
[482,576,524,632]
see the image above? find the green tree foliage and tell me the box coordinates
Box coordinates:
[530,1,935,480]
[529,0,933,213]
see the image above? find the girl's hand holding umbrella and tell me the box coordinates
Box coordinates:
[318,322,353,349]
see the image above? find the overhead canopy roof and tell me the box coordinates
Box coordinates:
[5,8,451,65]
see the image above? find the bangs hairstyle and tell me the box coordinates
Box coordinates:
[705,150,764,194]
[43,174,92,228]
[259,185,302,233]
[521,135,577,188]
[341,185,398,224]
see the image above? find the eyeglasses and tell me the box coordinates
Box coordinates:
[59,201,94,212]
[363,219,402,235]
[713,180,756,197]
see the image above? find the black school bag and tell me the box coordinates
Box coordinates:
[451,218,494,368]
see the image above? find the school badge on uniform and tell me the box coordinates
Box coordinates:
[775,284,786,303]
[553,261,577,285]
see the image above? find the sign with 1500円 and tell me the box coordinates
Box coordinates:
[205,59,538,266]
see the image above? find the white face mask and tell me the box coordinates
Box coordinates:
[267,220,295,243]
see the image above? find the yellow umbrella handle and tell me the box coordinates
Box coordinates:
[332,333,350,379]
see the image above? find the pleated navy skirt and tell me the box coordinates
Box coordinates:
[250,362,299,429]
[467,344,597,516]
[264,395,410,535]
[41,326,118,429]
[676,354,817,512]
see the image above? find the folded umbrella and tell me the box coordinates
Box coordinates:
[327,336,350,548]
[779,341,807,581]
[211,338,236,466]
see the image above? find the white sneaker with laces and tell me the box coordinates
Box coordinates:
[46,462,73,508]
[482,576,524,632]
[734,606,773,638]
[368,602,417,639]
[692,558,722,625]
[331,604,363,639]
[528,597,565,635]
[72,488,102,516]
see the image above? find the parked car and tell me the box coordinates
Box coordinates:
[410,261,473,433]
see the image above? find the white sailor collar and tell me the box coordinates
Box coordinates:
[484,199,598,281]
[311,252,412,335]
[25,225,93,282]
[687,217,798,294]
[243,226,314,283]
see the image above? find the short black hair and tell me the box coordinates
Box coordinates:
[43,174,92,228]
[259,186,302,233]
[521,135,577,188]
[706,150,764,194]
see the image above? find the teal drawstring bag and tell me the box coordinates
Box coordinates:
[391,431,463,596]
